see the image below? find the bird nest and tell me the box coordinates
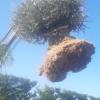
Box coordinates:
[13,0,86,43]
[39,37,95,82]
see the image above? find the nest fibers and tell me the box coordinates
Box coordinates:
[13,0,86,43]
[39,37,95,82]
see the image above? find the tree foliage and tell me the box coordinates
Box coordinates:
[0,74,37,100]
[0,44,12,67]
[13,0,86,43]
[0,74,99,100]
[33,86,99,100]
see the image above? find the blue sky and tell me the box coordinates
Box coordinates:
[0,0,100,97]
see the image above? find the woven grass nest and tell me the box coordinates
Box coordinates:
[39,37,95,82]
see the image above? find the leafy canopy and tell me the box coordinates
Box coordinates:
[13,0,86,43]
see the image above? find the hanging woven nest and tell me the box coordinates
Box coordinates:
[39,37,95,82]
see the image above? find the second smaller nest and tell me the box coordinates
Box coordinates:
[39,37,95,82]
